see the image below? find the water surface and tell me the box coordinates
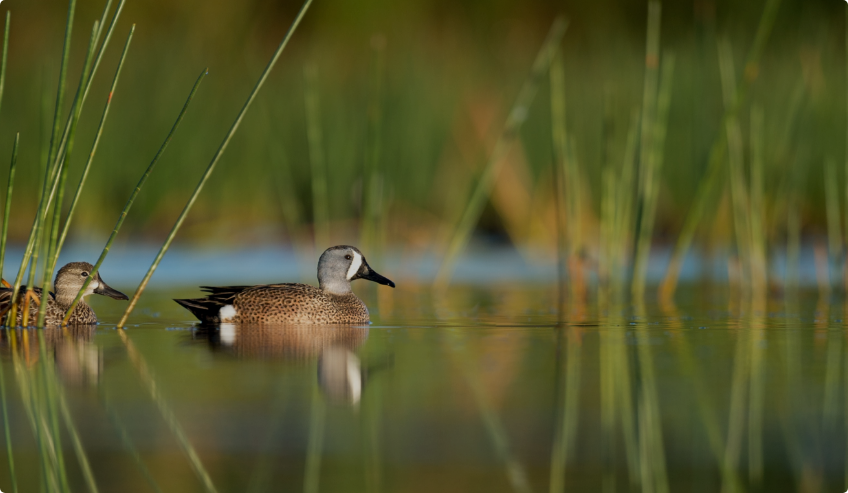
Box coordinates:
[0,285,842,493]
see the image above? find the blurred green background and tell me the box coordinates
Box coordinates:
[0,0,841,256]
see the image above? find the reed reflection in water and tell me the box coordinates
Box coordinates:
[0,286,842,492]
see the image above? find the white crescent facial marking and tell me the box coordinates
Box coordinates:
[346,251,363,280]
[219,304,238,322]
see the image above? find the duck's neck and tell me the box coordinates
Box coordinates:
[54,292,87,310]
[319,278,353,296]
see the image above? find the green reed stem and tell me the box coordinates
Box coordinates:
[633,41,676,301]
[549,49,568,312]
[36,331,70,492]
[615,112,640,292]
[0,12,10,277]
[8,0,78,324]
[116,0,314,328]
[633,1,662,297]
[51,0,125,181]
[101,391,164,493]
[116,330,218,492]
[44,0,77,188]
[0,134,18,281]
[38,22,100,328]
[749,106,767,298]
[549,327,582,493]
[659,0,781,301]
[433,17,568,289]
[57,26,135,256]
[718,38,753,296]
[0,353,16,493]
[304,382,326,493]
[304,63,330,253]
[747,317,766,485]
[845,5,848,292]
[825,159,842,289]
[721,327,749,492]
[57,384,99,493]
[12,345,58,491]
[63,68,208,324]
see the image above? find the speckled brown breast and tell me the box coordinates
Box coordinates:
[231,283,370,324]
[0,287,97,326]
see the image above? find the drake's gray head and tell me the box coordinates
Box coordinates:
[54,262,128,305]
[317,246,395,295]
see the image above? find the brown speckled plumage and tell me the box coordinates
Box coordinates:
[175,246,395,325]
[0,262,128,326]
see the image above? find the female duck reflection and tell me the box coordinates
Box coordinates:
[192,324,392,406]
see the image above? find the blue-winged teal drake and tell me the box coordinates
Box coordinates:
[174,245,395,324]
[0,262,128,326]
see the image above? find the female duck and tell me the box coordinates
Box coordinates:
[0,261,128,326]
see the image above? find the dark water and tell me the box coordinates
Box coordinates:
[0,285,844,493]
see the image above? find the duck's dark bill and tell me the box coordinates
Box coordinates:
[358,269,396,288]
[96,283,129,300]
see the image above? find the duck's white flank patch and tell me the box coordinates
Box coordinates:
[346,353,362,404]
[346,251,363,280]
[220,324,236,346]
[219,304,238,322]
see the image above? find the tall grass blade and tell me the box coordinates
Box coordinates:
[63,69,208,323]
[658,0,782,301]
[749,106,767,299]
[433,17,568,289]
[117,329,219,492]
[634,60,676,300]
[303,63,330,253]
[57,383,99,493]
[303,382,325,493]
[718,39,753,298]
[37,22,100,328]
[116,0,315,327]
[0,346,17,493]
[549,50,568,312]
[0,133,18,282]
[56,26,135,256]
[632,0,662,299]
[548,327,582,493]
[825,159,842,291]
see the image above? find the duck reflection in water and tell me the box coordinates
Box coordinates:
[0,326,101,386]
[193,324,392,406]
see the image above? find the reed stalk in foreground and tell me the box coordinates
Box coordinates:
[658,0,782,302]
[9,0,123,325]
[433,17,568,289]
[56,26,135,256]
[37,22,100,328]
[303,383,326,493]
[115,0,314,328]
[62,68,208,323]
[549,49,568,313]
[631,1,662,301]
[0,133,18,281]
[845,5,848,293]
[633,45,676,302]
[824,159,842,290]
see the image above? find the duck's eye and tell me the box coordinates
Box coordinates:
[345,254,352,260]
[81,271,89,277]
